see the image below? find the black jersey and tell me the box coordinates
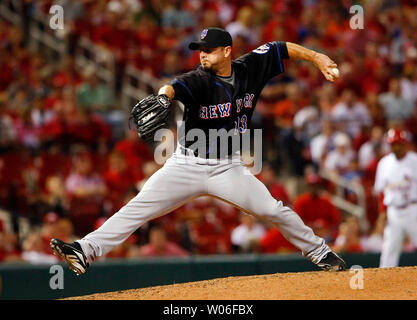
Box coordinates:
[170,41,289,158]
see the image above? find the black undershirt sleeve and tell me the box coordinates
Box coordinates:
[277,41,289,60]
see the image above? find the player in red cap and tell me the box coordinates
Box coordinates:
[386,128,408,145]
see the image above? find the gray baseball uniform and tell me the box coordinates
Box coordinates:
[78,147,330,264]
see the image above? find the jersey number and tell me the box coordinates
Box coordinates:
[235,115,247,134]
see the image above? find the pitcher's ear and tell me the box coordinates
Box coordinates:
[224,46,232,58]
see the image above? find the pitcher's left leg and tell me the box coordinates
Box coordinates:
[207,163,333,264]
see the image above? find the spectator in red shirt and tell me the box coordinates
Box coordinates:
[114,129,153,179]
[261,5,297,44]
[90,6,132,59]
[333,215,364,253]
[51,56,83,89]
[0,219,22,263]
[0,49,14,91]
[103,151,139,212]
[293,172,341,241]
[22,231,59,265]
[189,204,231,254]
[129,225,189,258]
[65,151,107,236]
[259,227,298,254]
[39,212,76,251]
[258,164,290,205]
[273,82,307,129]
[20,212,73,264]
[40,212,62,248]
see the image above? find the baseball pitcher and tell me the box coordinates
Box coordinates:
[51,28,346,275]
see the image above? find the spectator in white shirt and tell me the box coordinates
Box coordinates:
[293,103,321,144]
[310,120,340,167]
[360,213,385,253]
[226,6,259,45]
[324,132,356,176]
[400,72,417,104]
[379,78,415,121]
[358,126,391,170]
[331,88,372,139]
[231,214,266,253]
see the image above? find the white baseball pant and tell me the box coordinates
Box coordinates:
[380,203,417,268]
[77,147,331,264]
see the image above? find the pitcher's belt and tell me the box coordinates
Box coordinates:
[179,145,237,160]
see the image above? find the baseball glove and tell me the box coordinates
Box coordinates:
[130,94,171,142]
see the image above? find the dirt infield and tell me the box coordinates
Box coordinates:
[67,266,417,300]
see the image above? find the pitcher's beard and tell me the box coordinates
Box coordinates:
[201,61,210,69]
[201,63,218,74]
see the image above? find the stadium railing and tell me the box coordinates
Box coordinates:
[0,0,22,26]
[319,170,369,232]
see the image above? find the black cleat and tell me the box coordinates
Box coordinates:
[317,252,346,271]
[50,238,89,275]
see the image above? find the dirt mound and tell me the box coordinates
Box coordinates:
[67,266,417,300]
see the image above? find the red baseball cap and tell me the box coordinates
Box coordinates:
[312,218,329,229]
[386,128,408,144]
[44,212,59,224]
[306,173,322,185]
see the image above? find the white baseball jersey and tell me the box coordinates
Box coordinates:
[374,151,417,268]
[374,151,417,208]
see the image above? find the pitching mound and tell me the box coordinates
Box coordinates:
[66,266,417,300]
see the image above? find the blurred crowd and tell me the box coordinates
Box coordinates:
[1,0,417,264]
